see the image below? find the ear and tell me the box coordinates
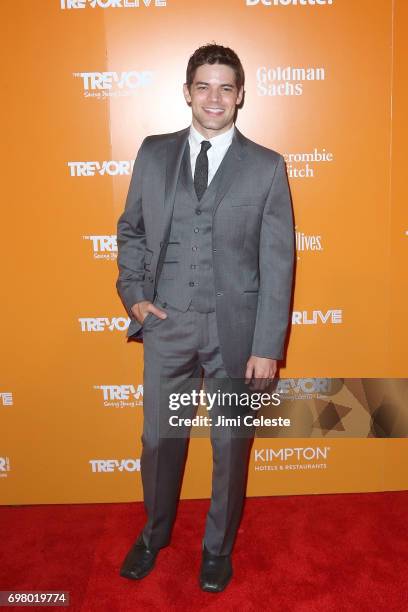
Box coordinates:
[183,83,192,104]
[236,86,244,105]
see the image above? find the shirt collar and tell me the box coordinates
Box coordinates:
[189,123,235,151]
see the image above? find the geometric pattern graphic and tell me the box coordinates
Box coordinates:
[256,378,408,438]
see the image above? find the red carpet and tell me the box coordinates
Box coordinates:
[1,492,408,611]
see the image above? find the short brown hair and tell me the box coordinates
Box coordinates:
[186,44,245,91]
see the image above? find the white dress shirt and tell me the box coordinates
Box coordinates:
[188,123,235,186]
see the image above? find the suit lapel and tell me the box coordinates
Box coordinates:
[212,127,248,217]
[162,127,190,244]
[179,141,199,201]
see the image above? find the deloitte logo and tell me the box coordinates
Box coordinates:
[89,459,141,473]
[68,160,134,177]
[61,0,166,9]
[78,317,130,332]
[246,0,333,6]
[257,66,325,96]
[83,235,117,260]
[94,384,144,407]
[73,71,154,99]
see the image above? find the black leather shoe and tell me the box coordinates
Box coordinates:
[199,545,233,592]
[120,534,159,580]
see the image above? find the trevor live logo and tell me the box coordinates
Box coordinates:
[292,309,342,325]
[61,0,166,9]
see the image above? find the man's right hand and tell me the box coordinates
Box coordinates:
[131,300,167,325]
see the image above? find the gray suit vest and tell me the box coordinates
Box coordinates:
[156,142,226,313]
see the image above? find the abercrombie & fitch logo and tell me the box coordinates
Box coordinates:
[283,148,334,178]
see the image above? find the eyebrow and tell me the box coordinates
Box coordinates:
[194,81,236,87]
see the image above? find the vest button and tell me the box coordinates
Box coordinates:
[189,281,195,287]
[195,209,201,215]
[194,227,199,233]
[191,264,197,269]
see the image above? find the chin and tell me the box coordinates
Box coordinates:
[198,117,230,132]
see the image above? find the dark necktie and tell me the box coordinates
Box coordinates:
[194,140,212,201]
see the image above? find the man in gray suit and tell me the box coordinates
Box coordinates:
[116,44,294,592]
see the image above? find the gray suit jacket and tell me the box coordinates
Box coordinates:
[116,126,294,378]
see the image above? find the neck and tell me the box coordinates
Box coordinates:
[191,118,234,140]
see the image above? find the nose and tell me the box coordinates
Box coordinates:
[208,87,221,103]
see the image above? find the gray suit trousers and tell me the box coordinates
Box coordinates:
[140,295,254,556]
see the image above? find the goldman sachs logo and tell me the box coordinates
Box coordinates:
[257,66,325,96]
[246,0,333,6]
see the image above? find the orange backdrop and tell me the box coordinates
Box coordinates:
[1,0,407,504]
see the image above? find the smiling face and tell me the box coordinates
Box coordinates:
[183,63,244,139]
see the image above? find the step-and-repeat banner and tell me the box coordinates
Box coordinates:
[1,0,407,504]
